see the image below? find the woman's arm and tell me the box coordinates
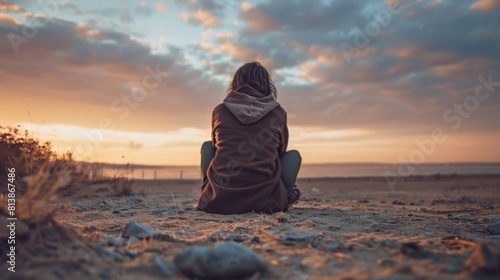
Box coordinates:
[278,111,288,156]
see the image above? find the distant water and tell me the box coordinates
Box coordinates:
[102,163,500,180]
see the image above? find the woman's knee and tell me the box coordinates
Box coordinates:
[201,141,213,153]
[286,150,302,163]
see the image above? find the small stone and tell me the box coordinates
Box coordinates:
[128,195,142,203]
[105,235,124,247]
[277,217,288,223]
[266,227,320,243]
[151,209,164,215]
[174,242,266,279]
[225,234,247,243]
[112,210,120,215]
[73,201,87,212]
[443,259,464,274]
[127,236,141,246]
[376,259,396,267]
[154,255,175,276]
[486,220,500,235]
[123,221,160,239]
[358,199,369,203]
[455,214,476,221]
[465,243,500,274]
[52,268,66,278]
[417,207,427,212]
[95,247,123,262]
[209,231,248,243]
[251,236,260,244]
[124,249,139,258]
[400,242,429,258]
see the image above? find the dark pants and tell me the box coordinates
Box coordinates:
[200,141,301,195]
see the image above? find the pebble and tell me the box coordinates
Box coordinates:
[486,219,500,235]
[112,210,120,215]
[277,217,288,223]
[105,235,124,247]
[52,268,66,278]
[154,255,176,276]
[174,242,266,279]
[266,227,320,243]
[128,195,143,203]
[399,242,429,258]
[127,236,141,246]
[465,243,500,275]
[376,259,396,267]
[443,259,464,274]
[455,214,476,221]
[73,201,88,212]
[124,249,139,258]
[94,247,123,262]
[151,209,165,215]
[123,221,160,239]
[209,231,249,243]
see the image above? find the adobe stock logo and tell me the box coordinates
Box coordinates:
[339,0,413,63]
[385,74,500,191]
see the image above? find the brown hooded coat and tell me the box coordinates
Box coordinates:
[197,85,289,214]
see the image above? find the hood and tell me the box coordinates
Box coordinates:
[223,85,280,125]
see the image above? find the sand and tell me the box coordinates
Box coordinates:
[22,175,500,279]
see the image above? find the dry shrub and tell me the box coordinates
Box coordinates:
[110,176,138,196]
[0,126,112,278]
[108,164,143,196]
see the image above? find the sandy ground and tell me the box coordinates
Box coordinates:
[44,175,500,279]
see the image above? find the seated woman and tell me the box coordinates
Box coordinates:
[197,61,302,214]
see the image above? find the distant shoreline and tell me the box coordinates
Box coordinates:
[84,161,500,169]
[133,173,500,183]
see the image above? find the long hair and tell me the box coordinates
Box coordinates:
[227,61,277,99]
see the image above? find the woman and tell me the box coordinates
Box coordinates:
[198,61,301,214]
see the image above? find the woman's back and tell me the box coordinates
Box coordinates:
[197,61,300,214]
[198,85,289,214]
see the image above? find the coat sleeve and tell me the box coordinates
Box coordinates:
[211,108,216,147]
[278,110,288,156]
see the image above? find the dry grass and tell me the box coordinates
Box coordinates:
[108,164,143,196]
[0,126,115,278]
[110,176,139,196]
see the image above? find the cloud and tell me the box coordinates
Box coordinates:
[212,0,500,137]
[154,2,168,13]
[174,0,226,15]
[129,140,142,150]
[0,1,23,12]
[2,0,500,164]
[180,10,220,28]
[0,12,20,25]
[135,7,153,16]
[471,0,500,13]
[0,16,224,134]
[59,2,84,15]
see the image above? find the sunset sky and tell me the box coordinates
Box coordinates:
[1,0,499,166]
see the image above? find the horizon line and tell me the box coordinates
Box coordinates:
[81,161,500,169]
